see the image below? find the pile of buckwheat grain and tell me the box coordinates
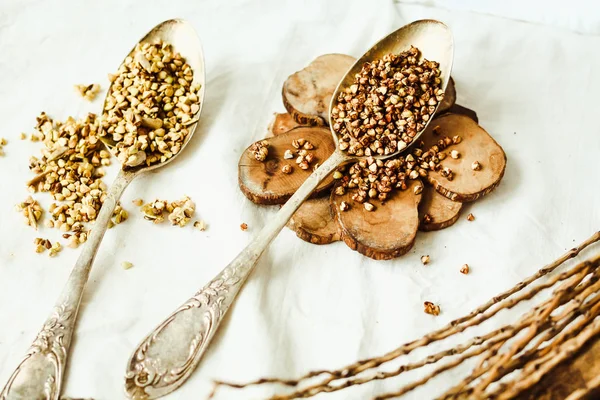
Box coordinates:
[326,47,479,213]
[23,112,110,248]
[331,46,443,156]
[100,41,201,168]
[16,40,203,255]
[138,196,196,227]
[75,83,101,101]
[334,130,463,211]
[0,137,7,156]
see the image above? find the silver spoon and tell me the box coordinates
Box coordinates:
[0,19,205,400]
[124,19,453,399]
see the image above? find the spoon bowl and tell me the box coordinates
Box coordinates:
[123,19,454,400]
[330,19,454,158]
[100,18,206,172]
[0,19,205,400]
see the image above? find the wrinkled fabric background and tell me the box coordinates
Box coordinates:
[0,1,599,399]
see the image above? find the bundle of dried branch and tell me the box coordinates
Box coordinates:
[210,231,600,400]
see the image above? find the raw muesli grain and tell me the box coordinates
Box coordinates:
[75,83,101,101]
[141,199,167,224]
[424,301,440,316]
[140,196,195,227]
[48,242,62,257]
[363,202,375,211]
[167,196,195,227]
[110,203,129,227]
[100,41,201,168]
[193,220,207,231]
[16,196,43,229]
[250,140,269,162]
[34,238,52,253]
[26,112,108,239]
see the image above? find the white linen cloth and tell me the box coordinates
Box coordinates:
[397,0,600,35]
[0,1,599,399]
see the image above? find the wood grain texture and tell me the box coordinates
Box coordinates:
[418,186,463,231]
[422,114,507,202]
[331,179,423,260]
[239,127,335,205]
[287,197,340,244]
[264,114,341,244]
[266,112,301,137]
[282,54,356,126]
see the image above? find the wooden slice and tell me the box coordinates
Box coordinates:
[239,127,336,205]
[419,186,463,231]
[287,197,340,244]
[438,76,456,113]
[266,112,302,137]
[422,114,506,202]
[331,179,423,260]
[263,114,338,243]
[282,54,356,126]
[446,103,478,123]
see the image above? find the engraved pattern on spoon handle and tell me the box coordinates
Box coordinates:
[124,150,347,400]
[0,169,136,400]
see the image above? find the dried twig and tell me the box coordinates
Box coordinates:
[377,264,600,400]
[210,232,600,400]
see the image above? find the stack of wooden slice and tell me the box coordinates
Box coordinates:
[239,54,507,260]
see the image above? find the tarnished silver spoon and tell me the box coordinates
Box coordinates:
[0,19,205,400]
[124,19,453,399]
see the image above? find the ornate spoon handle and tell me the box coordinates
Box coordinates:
[124,150,346,399]
[1,169,137,400]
